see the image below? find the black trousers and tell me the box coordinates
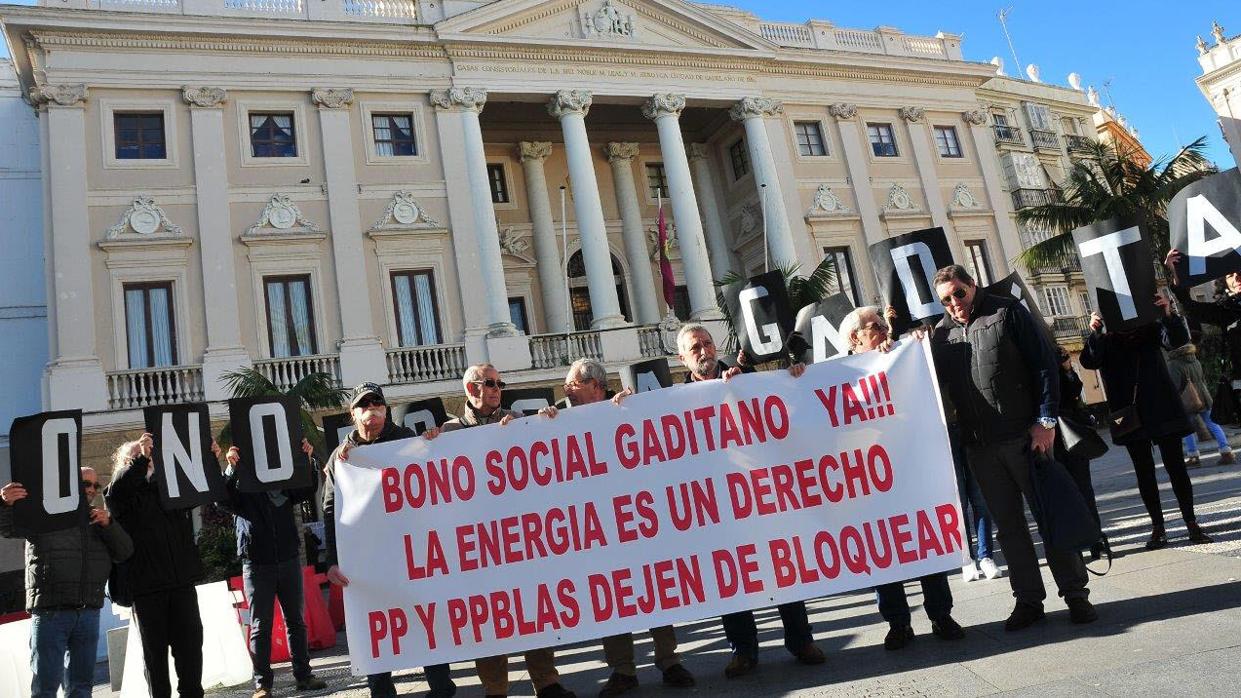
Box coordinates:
[133,586,204,698]
[1123,437,1198,530]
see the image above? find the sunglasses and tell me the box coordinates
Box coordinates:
[939,287,968,305]
[355,398,386,409]
[473,378,506,390]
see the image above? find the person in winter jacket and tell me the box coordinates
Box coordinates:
[222,437,327,698]
[1165,248,1241,412]
[1165,341,1236,466]
[104,434,208,698]
[321,382,456,698]
[1078,295,1213,549]
[1,468,133,698]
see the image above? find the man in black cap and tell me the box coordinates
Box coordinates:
[322,382,456,698]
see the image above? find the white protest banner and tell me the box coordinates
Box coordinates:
[336,339,965,673]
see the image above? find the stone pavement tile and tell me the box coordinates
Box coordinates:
[1001,646,1241,698]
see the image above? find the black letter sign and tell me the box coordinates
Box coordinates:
[400,398,448,436]
[869,227,953,334]
[983,272,1053,345]
[788,293,856,365]
[227,396,311,493]
[501,388,556,417]
[9,410,85,534]
[1169,168,1241,288]
[1072,218,1160,331]
[144,403,226,510]
[629,359,673,393]
[722,270,794,363]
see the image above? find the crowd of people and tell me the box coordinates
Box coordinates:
[0,259,1230,698]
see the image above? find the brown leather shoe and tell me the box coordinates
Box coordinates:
[661,663,696,688]
[792,643,826,665]
[1220,451,1236,465]
[295,675,327,691]
[598,671,638,697]
[723,653,758,678]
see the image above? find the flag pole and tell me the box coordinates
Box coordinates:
[760,182,769,274]
[560,185,571,342]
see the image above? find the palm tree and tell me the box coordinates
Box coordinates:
[1016,136,1213,270]
[713,256,838,354]
[218,368,347,454]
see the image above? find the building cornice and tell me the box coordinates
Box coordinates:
[27,29,449,60]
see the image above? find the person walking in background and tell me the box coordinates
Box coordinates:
[837,307,966,650]
[1166,340,1236,467]
[1078,295,1214,549]
[1165,249,1241,416]
[1,468,133,698]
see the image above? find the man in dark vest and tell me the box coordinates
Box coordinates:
[929,264,1096,630]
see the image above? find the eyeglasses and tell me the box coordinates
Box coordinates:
[858,321,887,333]
[355,398,385,409]
[939,287,969,305]
[472,378,506,390]
[564,378,595,390]
[81,480,99,490]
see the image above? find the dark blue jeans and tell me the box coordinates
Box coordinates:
[721,602,813,661]
[29,608,99,698]
[243,557,313,688]
[367,664,454,697]
[874,573,953,626]
[953,430,993,560]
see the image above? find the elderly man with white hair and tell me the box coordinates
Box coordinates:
[833,307,966,650]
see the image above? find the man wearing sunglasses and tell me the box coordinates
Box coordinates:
[2,467,133,698]
[322,381,455,698]
[930,264,1095,631]
[441,363,576,698]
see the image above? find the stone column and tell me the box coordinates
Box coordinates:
[184,86,251,400]
[518,141,570,334]
[963,106,1023,273]
[312,88,387,386]
[829,103,884,247]
[730,97,800,270]
[687,142,736,277]
[548,89,626,329]
[605,142,661,324]
[644,94,718,320]
[35,84,107,411]
[900,106,957,255]
[431,88,529,370]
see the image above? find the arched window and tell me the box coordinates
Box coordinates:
[566,250,631,330]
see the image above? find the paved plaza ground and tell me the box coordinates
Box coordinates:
[98,430,1241,697]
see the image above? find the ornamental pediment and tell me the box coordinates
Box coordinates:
[436,0,773,52]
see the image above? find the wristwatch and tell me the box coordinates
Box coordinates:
[1037,417,1058,430]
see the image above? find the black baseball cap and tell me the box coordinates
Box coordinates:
[349,382,386,409]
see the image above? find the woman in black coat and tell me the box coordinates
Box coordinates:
[1078,296,1212,549]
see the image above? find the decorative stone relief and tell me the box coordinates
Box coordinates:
[245,194,321,236]
[807,185,849,215]
[498,227,532,258]
[882,184,917,212]
[1212,20,1225,44]
[429,87,487,113]
[580,0,636,40]
[828,103,858,120]
[730,97,783,121]
[518,141,553,162]
[605,141,639,162]
[898,106,925,123]
[30,83,87,107]
[646,222,679,260]
[642,93,686,120]
[182,86,227,108]
[105,196,183,239]
[548,89,593,118]
[738,202,762,236]
[369,191,440,231]
[962,108,988,126]
[1197,35,1208,55]
[951,183,980,209]
[686,143,710,161]
[311,88,354,109]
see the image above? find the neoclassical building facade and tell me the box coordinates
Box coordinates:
[1198,20,1241,168]
[3,0,1088,457]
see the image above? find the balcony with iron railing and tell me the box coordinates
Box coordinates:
[253,353,342,392]
[106,365,204,410]
[1051,316,1091,339]
[1031,253,1083,276]
[1030,129,1062,152]
[1010,188,1063,210]
[993,124,1025,146]
[386,343,467,385]
[1064,134,1094,153]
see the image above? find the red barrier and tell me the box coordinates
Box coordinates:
[302,567,336,650]
[229,574,291,663]
[327,581,345,631]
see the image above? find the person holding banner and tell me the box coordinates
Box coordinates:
[1079,297,1214,549]
[835,307,965,650]
[322,382,456,698]
[930,265,1097,630]
[539,359,696,697]
[1,468,133,698]
[675,324,825,677]
[440,364,577,698]
[1165,248,1241,435]
[223,438,328,698]
[104,434,209,698]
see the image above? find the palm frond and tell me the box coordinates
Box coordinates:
[712,259,839,355]
[287,372,348,410]
[220,367,280,399]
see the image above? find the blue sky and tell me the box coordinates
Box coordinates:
[1,0,1235,166]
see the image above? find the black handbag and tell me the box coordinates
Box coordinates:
[1060,414,1108,460]
[1028,450,1103,553]
[1108,352,1143,442]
